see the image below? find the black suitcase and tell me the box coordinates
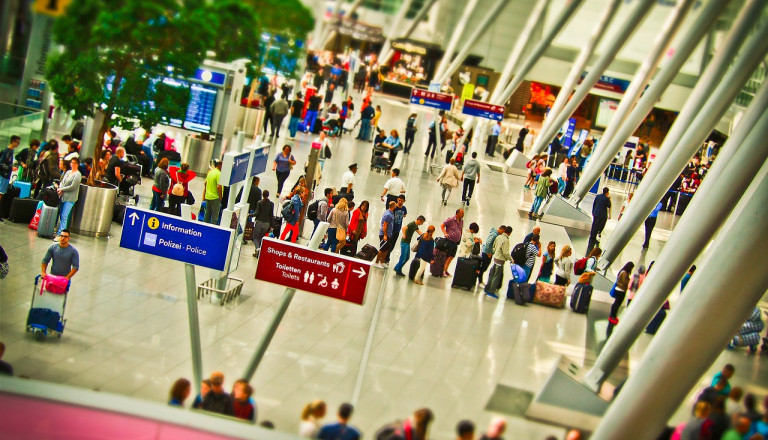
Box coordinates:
[8,198,39,223]
[270,217,282,237]
[507,281,531,305]
[113,203,126,224]
[645,309,667,335]
[451,257,478,290]
[356,244,377,261]
[570,283,593,314]
[408,258,421,281]
[340,241,357,257]
[0,185,21,218]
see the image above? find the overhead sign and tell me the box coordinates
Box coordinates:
[120,207,233,271]
[581,72,631,94]
[34,0,72,16]
[255,238,371,305]
[249,144,270,177]
[461,99,504,121]
[220,150,252,186]
[410,88,453,112]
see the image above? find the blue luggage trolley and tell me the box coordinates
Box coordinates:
[26,275,69,340]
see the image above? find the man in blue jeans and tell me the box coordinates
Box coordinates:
[356,103,375,141]
[393,215,426,277]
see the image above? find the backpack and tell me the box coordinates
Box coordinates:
[574,257,589,275]
[549,178,559,195]
[281,200,295,219]
[306,199,320,221]
[511,243,527,266]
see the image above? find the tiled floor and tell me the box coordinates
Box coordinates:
[1,94,766,439]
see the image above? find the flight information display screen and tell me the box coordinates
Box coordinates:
[183,83,217,132]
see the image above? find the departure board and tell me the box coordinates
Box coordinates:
[183,83,218,132]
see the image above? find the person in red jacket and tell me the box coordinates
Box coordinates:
[167,163,196,216]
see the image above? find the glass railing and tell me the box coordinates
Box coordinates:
[0,101,45,149]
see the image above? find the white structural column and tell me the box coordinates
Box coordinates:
[591,162,768,439]
[597,15,768,270]
[432,0,481,83]
[435,0,510,83]
[469,0,551,149]
[584,78,768,390]
[537,0,622,144]
[379,0,438,66]
[377,0,416,64]
[570,0,740,202]
[529,0,660,156]
[459,0,586,146]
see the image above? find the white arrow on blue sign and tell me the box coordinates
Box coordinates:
[119,207,234,270]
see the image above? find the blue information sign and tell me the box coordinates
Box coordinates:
[250,144,270,177]
[119,207,233,270]
[220,151,252,186]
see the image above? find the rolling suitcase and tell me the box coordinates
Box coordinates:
[430,248,447,277]
[506,281,530,305]
[37,204,58,238]
[14,181,32,198]
[356,244,377,261]
[0,185,20,218]
[9,198,39,223]
[340,241,356,257]
[451,257,478,290]
[408,258,421,280]
[645,309,667,335]
[570,283,593,314]
[113,203,126,224]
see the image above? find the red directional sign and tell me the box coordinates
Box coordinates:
[255,238,371,305]
[461,99,505,121]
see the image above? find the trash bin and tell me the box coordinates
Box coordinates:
[68,182,118,237]
[182,135,215,175]
[244,107,266,138]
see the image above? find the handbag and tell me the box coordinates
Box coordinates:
[324,145,332,159]
[336,227,346,241]
[609,283,617,298]
[411,237,421,252]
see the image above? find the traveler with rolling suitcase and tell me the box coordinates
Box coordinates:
[479,225,505,287]
[393,215,425,277]
[451,222,482,289]
[251,190,274,258]
[56,158,82,237]
[412,226,436,285]
[374,201,397,267]
[483,226,513,299]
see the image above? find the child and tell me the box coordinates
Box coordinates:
[232,379,256,422]
[524,154,540,189]
[413,226,436,285]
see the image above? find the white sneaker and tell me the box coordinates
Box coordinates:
[53,236,61,242]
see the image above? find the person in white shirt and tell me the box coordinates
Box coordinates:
[381,168,405,206]
[340,163,357,194]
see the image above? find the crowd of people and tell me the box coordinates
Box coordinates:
[166,372,591,440]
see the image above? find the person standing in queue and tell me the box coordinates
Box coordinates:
[56,158,82,237]
[273,145,296,197]
[479,225,504,287]
[150,158,170,212]
[608,262,635,326]
[280,187,306,243]
[203,160,223,224]
[375,201,397,267]
[440,208,464,277]
[393,215,426,277]
[515,123,530,153]
[347,200,369,255]
[381,168,406,207]
[587,187,611,253]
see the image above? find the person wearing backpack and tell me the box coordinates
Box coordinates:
[280,188,305,243]
[252,190,274,257]
[404,113,417,154]
[529,168,552,219]
[309,188,334,237]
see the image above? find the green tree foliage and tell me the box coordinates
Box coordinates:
[46,0,212,182]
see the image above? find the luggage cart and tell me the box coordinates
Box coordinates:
[26,275,69,341]
[370,145,390,173]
